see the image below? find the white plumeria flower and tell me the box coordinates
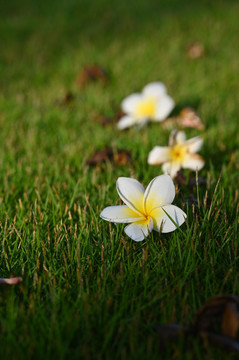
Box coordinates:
[0,277,22,285]
[148,130,205,178]
[100,175,186,242]
[117,82,175,130]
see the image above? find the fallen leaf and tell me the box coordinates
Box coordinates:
[162,108,204,130]
[115,110,125,121]
[115,150,132,165]
[179,107,205,130]
[222,302,239,338]
[175,171,206,188]
[175,171,187,186]
[188,177,207,187]
[200,331,239,353]
[87,147,113,165]
[0,277,22,285]
[55,91,75,106]
[184,194,199,207]
[93,115,114,126]
[155,324,189,355]
[155,294,239,355]
[77,65,108,87]
[187,42,205,59]
[87,147,133,167]
[94,110,125,126]
[193,295,239,334]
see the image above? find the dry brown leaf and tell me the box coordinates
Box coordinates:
[77,65,108,87]
[175,171,187,186]
[200,331,239,353]
[87,148,112,165]
[188,176,207,188]
[193,295,239,333]
[55,91,75,106]
[93,110,125,127]
[93,115,114,126]
[155,294,239,355]
[175,171,207,188]
[187,42,205,59]
[179,107,204,130]
[222,302,239,338]
[115,151,132,165]
[87,147,133,167]
[162,107,204,130]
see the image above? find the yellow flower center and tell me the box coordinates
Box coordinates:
[135,97,156,118]
[170,144,187,163]
[136,213,151,227]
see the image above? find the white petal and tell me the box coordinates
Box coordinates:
[148,146,171,165]
[169,130,186,147]
[100,205,144,223]
[154,95,175,121]
[175,131,186,144]
[150,204,186,233]
[183,136,203,153]
[143,175,175,214]
[182,154,205,171]
[142,82,167,98]
[116,177,145,215]
[124,218,153,242]
[117,115,137,130]
[121,93,142,114]
[162,162,181,178]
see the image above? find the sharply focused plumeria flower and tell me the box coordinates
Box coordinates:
[117,82,175,129]
[100,175,186,242]
[148,130,205,178]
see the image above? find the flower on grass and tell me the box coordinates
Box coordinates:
[117,82,175,130]
[100,174,186,242]
[148,130,205,178]
[0,277,22,285]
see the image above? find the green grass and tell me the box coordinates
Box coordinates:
[0,0,239,358]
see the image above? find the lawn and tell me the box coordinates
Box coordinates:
[0,0,238,358]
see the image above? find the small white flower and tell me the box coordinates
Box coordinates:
[148,130,205,178]
[117,82,175,130]
[100,175,186,242]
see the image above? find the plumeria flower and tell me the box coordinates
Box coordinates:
[117,82,175,130]
[100,175,186,242]
[148,130,205,178]
[0,277,22,285]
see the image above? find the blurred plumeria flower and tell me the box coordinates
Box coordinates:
[0,277,22,285]
[100,175,186,242]
[148,130,205,178]
[117,82,175,130]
